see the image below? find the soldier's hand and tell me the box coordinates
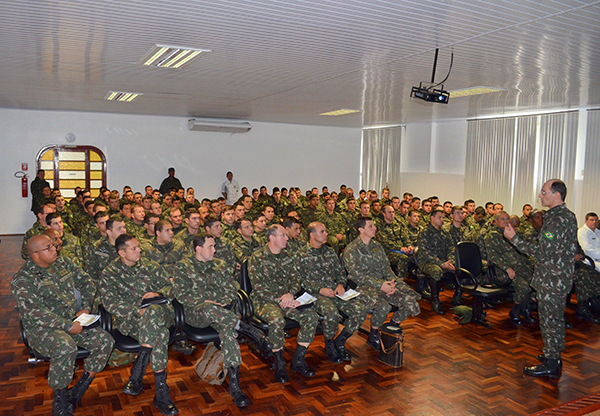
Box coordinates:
[407,246,414,254]
[336,233,343,241]
[142,292,160,299]
[334,284,346,296]
[381,281,396,295]
[442,261,455,271]
[279,293,295,308]
[575,254,583,262]
[320,288,335,297]
[504,223,516,240]
[75,309,90,317]
[70,321,83,335]
[507,268,516,280]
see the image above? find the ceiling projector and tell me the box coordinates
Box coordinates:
[411,82,449,104]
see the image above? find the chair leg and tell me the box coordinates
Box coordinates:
[471,296,491,329]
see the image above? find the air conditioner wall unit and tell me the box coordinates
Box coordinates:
[187,118,252,133]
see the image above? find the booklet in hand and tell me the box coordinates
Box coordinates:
[140,295,168,309]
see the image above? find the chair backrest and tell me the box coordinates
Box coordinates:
[455,242,483,277]
[239,260,252,294]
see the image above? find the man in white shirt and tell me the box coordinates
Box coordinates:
[578,212,600,272]
[221,171,240,205]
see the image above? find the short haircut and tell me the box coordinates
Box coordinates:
[106,215,124,230]
[265,224,280,241]
[45,212,62,224]
[119,200,131,210]
[359,200,370,208]
[306,222,319,236]
[355,216,372,231]
[84,200,94,209]
[485,202,494,208]
[464,199,475,205]
[474,206,486,215]
[115,234,135,252]
[412,197,421,202]
[282,217,301,229]
[192,233,211,251]
[144,213,159,224]
[451,205,464,214]
[430,208,445,217]
[155,220,171,235]
[522,204,533,210]
[203,216,221,228]
[585,212,598,221]
[400,200,410,207]
[309,194,319,202]
[94,210,109,222]
[549,179,567,201]
[185,208,199,219]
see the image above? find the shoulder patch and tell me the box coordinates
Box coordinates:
[544,232,554,240]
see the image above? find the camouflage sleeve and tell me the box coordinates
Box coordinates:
[148,262,174,299]
[64,258,96,311]
[485,232,513,273]
[342,243,386,289]
[11,273,73,332]
[99,264,140,325]
[296,250,323,295]
[172,260,200,306]
[416,232,443,267]
[445,233,456,264]
[248,250,274,303]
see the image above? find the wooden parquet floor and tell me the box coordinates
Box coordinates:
[1,235,600,416]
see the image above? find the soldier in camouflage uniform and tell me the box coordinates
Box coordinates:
[318,199,348,252]
[505,179,578,378]
[441,206,473,246]
[173,234,272,408]
[485,212,536,325]
[230,219,262,263]
[21,202,56,259]
[127,204,147,241]
[203,216,238,271]
[141,220,189,276]
[249,225,319,383]
[46,212,84,268]
[221,205,239,241]
[298,222,366,363]
[375,205,411,277]
[86,216,127,281]
[343,217,421,352]
[12,235,113,415]
[252,212,268,246]
[99,234,178,415]
[418,199,433,228]
[282,217,306,254]
[417,209,457,314]
[300,194,321,228]
[174,208,202,249]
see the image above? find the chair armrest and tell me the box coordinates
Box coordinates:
[171,299,185,332]
[98,304,113,332]
[455,267,478,290]
[237,290,254,322]
[346,279,358,290]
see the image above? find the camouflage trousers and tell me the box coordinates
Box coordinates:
[573,268,600,302]
[27,326,113,389]
[254,301,319,350]
[186,302,242,368]
[314,295,367,340]
[420,263,446,282]
[387,252,409,278]
[358,281,421,328]
[126,304,174,372]
[496,265,533,304]
[538,284,570,360]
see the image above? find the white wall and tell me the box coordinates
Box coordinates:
[0,108,361,234]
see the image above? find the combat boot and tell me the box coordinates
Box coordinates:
[67,370,94,410]
[52,388,74,416]
[523,358,562,378]
[122,346,151,396]
[333,329,353,362]
[576,300,600,323]
[273,350,289,383]
[237,321,273,352]
[451,287,463,307]
[366,327,381,351]
[152,371,179,415]
[324,337,343,364]
[290,345,316,377]
[429,278,444,315]
[509,303,523,325]
[520,298,537,324]
[228,366,250,408]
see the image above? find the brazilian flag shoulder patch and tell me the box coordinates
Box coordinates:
[544,232,554,240]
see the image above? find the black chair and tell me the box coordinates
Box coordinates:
[171,299,221,345]
[98,304,177,353]
[20,321,90,365]
[454,242,509,328]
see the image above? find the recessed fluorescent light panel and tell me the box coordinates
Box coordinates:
[319,109,361,116]
[450,86,505,98]
[141,44,210,69]
[104,91,143,102]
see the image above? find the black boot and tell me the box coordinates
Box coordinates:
[273,350,289,383]
[523,358,562,378]
[509,304,523,325]
[290,345,316,377]
[520,298,537,324]
[153,371,179,415]
[451,287,463,307]
[324,337,343,364]
[237,321,273,352]
[590,296,600,316]
[429,278,444,315]
[333,329,353,362]
[576,300,600,323]
[415,277,430,298]
[67,370,94,410]
[122,346,151,396]
[52,388,74,416]
[228,366,250,408]
[366,327,381,352]
[171,340,196,355]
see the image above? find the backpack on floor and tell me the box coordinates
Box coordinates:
[194,342,227,385]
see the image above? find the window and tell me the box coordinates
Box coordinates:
[36,145,107,198]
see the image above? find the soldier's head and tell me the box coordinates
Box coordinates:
[411,197,421,211]
[266,224,288,253]
[36,169,45,180]
[382,205,395,223]
[356,216,376,241]
[143,213,159,236]
[168,167,175,178]
[509,215,520,229]
[237,219,254,240]
[464,199,476,214]
[403,192,413,203]
[169,208,183,228]
[307,222,328,248]
[399,200,410,216]
[203,216,222,238]
[150,201,162,216]
[586,212,599,231]
[119,201,132,218]
[241,186,248,196]
[473,206,486,222]
[359,200,370,217]
[494,211,510,229]
[106,216,127,243]
[263,205,275,221]
[346,197,356,212]
[116,235,141,266]
[46,213,64,237]
[192,233,215,262]
[94,211,110,233]
[54,195,66,211]
[308,194,319,208]
[443,201,453,215]
[540,179,567,208]
[283,218,302,239]
[28,235,58,267]
[325,198,336,214]
[407,209,419,227]
[37,203,56,227]
[381,188,390,200]
[131,204,145,224]
[184,208,201,232]
[450,206,465,224]
[253,213,267,232]
[233,203,246,221]
[530,210,545,230]
[155,220,174,245]
[43,228,63,252]
[422,199,432,214]
[371,200,382,215]
[430,209,445,230]
[522,204,533,217]
[493,203,504,214]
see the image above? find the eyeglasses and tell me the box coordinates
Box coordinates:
[34,245,54,253]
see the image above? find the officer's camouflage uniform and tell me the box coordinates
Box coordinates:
[100,258,174,372]
[342,237,421,328]
[60,232,84,267]
[375,220,410,276]
[221,223,238,242]
[442,223,473,246]
[297,244,366,339]
[21,221,47,259]
[318,211,348,249]
[126,221,147,241]
[141,239,189,275]
[573,243,600,302]
[230,235,262,264]
[285,236,306,254]
[485,225,534,303]
[173,257,242,367]
[213,236,238,271]
[417,224,455,281]
[509,203,578,360]
[11,257,113,388]
[249,246,318,350]
[86,236,119,281]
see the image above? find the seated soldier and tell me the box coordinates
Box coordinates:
[249,225,319,383]
[485,211,536,325]
[417,208,457,314]
[100,235,178,415]
[230,218,262,263]
[298,222,367,362]
[203,216,238,271]
[375,205,411,277]
[142,220,188,275]
[46,212,84,268]
[174,208,202,248]
[343,217,421,351]
[318,198,347,252]
[252,212,268,245]
[173,234,272,408]
[86,216,127,280]
[141,212,160,243]
[22,202,56,259]
[283,217,306,254]
[12,235,113,415]
[220,205,238,240]
[441,205,473,246]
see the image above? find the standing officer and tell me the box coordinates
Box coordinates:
[504,179,578,378]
